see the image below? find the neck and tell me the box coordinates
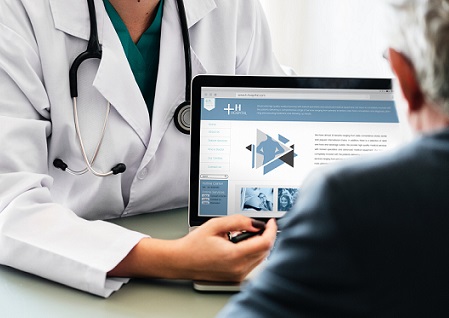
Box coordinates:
[408,101,449,134]
[108,0,161,43]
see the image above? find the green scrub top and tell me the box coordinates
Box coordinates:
[103,0,164,118]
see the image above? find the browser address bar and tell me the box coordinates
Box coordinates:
[235,93,371,100]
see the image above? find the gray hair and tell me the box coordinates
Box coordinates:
[385,0,449,115]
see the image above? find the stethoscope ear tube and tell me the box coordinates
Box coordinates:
[55,98,126,177]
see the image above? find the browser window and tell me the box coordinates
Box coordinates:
[196,85,401,219]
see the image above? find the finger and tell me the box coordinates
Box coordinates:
[205,214,262,234]
[234,219,277,254]
[258,218,277,246]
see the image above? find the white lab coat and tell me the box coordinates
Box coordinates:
[0,0,286,297]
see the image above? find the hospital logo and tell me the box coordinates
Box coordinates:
[246,129,298,175]
[224,103,247,115]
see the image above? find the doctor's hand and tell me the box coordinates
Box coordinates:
[175,215,277,282]
[108,215,277,282]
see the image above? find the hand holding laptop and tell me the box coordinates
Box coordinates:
[178,214,277,282]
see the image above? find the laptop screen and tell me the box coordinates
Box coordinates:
[189,75,402,226]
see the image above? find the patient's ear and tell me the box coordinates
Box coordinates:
[388,48,424,112]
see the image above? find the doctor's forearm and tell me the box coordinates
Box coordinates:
[107,237,231,280]
[108,238,185,279]
[107,237,239,281]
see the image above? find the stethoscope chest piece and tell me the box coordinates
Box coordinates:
[174,101,191,134]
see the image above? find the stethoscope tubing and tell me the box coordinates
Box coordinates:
[176,0,192,102]
[72,97,113,176]
[55,0,191,176]
[69,0,102,98]
[173,0,193,135]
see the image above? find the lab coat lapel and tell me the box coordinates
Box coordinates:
[94,11,151,147]
[49,0,151,147]
[147,0,214,157]
[183,0,217,28]
[49,0,101,41]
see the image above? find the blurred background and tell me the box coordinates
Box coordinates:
[259,0,392,78]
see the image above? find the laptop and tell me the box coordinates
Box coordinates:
[188,75,403,291]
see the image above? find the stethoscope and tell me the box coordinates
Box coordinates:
[54,0,192,177]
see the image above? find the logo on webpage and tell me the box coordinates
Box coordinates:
[246,129,298,175]
[203,98,215,111]
[224,103,247,115]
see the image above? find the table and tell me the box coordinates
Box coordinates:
[0,208,233,318]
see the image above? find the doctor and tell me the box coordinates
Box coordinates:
[0,0,281,297]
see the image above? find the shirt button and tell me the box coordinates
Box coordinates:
[138,167,148,180]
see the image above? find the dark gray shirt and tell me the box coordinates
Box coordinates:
[218,128,449,318]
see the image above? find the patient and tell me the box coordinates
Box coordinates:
[218,0,449,316]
